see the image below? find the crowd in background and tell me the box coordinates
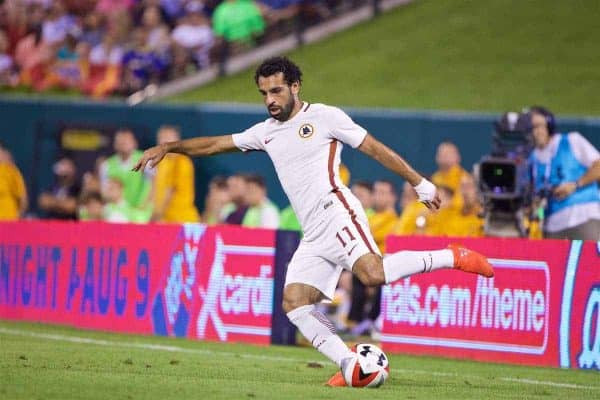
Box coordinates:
[0,0,362,97]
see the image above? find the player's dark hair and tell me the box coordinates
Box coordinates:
[255,56,302,86]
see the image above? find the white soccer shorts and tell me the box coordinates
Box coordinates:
[284,191,381,300]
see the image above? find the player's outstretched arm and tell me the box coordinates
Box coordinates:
[358,133,441,209]
[132,134,238,172]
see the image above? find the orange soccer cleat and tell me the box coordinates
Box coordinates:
[325,371,347,387]
[448,244,494,278]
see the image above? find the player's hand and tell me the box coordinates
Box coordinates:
[553,182,577,200]
[413,178,441,210]
[132,144,168,172]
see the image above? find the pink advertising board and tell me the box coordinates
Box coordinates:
[382,236,599,370]
[0,221,276,345]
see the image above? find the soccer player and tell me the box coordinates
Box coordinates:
[133,56,494,386]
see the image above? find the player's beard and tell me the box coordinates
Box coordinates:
[269,95,295,121]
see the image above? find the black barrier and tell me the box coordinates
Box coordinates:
[271,230,301,345]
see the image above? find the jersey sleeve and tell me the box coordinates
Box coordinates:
[327,106,367,148]
[568,132,600,167]
[232,122,266,152]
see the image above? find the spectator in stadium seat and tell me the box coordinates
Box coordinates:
[347,179,397,336]
[2,0,29,56]
[157,0,188,25]
[399,180,417,210]
[80,156,106,197]
[120,27,169,94]
[212,0,265,48]
[141,5,171,56]
[100,128,153,221]
[445,173,484,237]
[422,185,457,236]
[80,11,106,48]
[41,1,78,46]
[37,157,81,220]
[202,175,231,225]
[257,0,300,27]
[171,1,215,69]
[0,140,28,221]
[222,173,249,224]
[152,125,200,223]
[350,180,374,218]
[78,191,105,221]
[0,31,18,87]
[241,173,280,229]
[432,141,468,209]
[14,25,54,88]
[38,30,89,91]
[82,31,123,98]
[95,0,135,17]
[529,106,600,240]
[368,180,398,253]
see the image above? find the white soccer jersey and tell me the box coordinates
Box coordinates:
[232,102,367,235]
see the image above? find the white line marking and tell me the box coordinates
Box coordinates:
[500,377,597,390]
[1,327,598,390]
[394,368,599,390]
[0,328,311,364]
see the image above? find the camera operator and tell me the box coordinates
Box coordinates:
[529,106,600,240]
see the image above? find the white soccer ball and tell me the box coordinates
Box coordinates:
[343,343,390,388]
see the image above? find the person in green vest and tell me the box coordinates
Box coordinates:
[241,174,279,229]
[100,128,153,222]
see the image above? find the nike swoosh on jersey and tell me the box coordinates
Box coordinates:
[264,137,274,144]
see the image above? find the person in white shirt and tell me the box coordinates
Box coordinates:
[133,56,494,387]
[529,106,600,240]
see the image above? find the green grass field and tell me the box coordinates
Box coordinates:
[172,0,600,115]
[1,320,598,400]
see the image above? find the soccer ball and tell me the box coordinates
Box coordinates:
[343,343,390,388]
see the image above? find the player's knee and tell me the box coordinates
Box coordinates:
[354,259,385,287]
[282,288,308,314]
[282,283,322,314]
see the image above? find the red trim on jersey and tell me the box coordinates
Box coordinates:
[328,141,376,254]
[303,102,311,112]
[328,140,338,190]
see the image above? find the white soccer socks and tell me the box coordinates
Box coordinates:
[286,304,354,367]
[382,249,454,284]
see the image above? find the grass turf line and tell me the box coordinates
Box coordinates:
[1,320,598,400]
